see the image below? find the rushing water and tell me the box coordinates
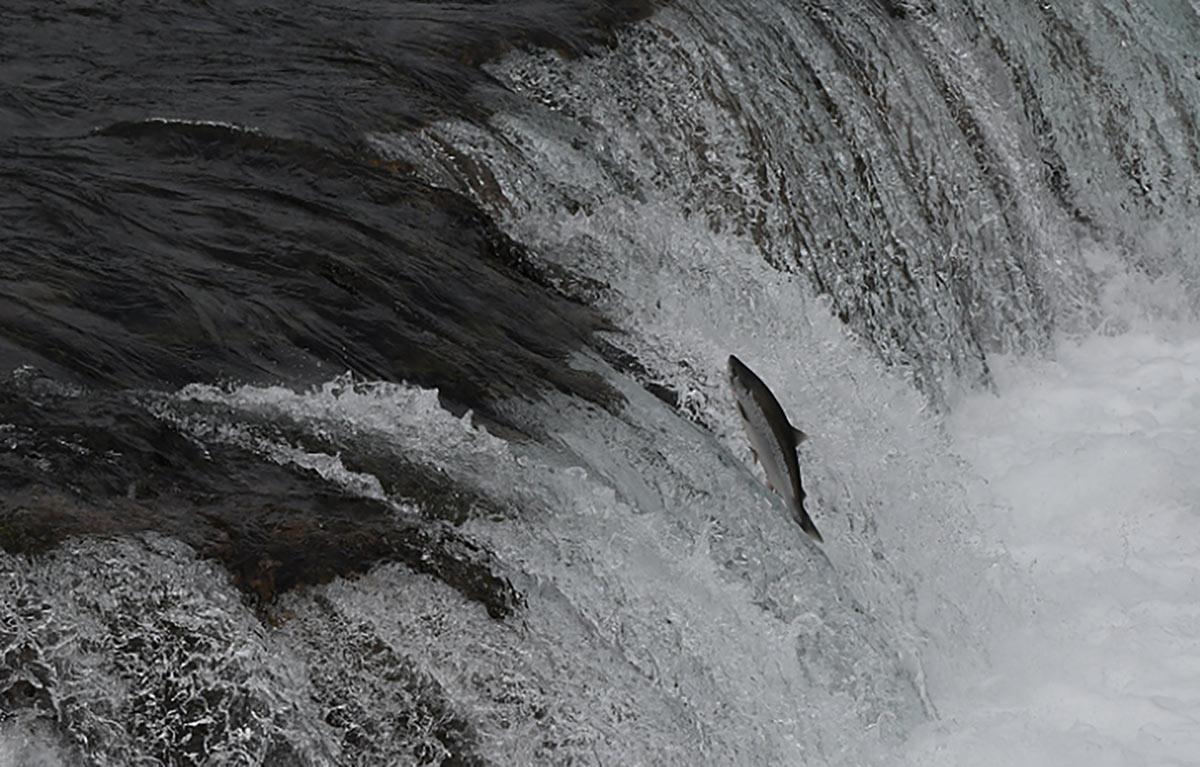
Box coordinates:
[3,1,1200,765]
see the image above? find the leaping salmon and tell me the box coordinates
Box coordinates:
[727,354,823,543]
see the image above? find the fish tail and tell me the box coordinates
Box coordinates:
[794,504,824,543]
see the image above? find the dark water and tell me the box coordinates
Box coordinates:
[1,0,650,406]
[1,1,656,612]
[4,0,1200,764]
[2,5,653,762]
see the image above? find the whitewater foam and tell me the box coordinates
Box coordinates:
[903,325,1200,764]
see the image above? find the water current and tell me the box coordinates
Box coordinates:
[3,1,1200,764]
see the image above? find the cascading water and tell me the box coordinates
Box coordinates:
[3,1,1200,765]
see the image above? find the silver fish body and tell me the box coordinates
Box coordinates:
[727,355,823,543]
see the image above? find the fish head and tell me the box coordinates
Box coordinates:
[727,354,756,406]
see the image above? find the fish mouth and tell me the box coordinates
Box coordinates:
[727,354,749,383]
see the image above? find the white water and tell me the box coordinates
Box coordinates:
[900,321,1200,765]
[504,201,1200,765]
[559,201,1200,765]
[371,78,1200,761]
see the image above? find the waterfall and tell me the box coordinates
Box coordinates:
[3,1,1200,764]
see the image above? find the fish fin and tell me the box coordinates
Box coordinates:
[794,503,823,542]
[751,447,759,464]
[765,479,774,492]
[799,514,823,543]
[793,427,808,445]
